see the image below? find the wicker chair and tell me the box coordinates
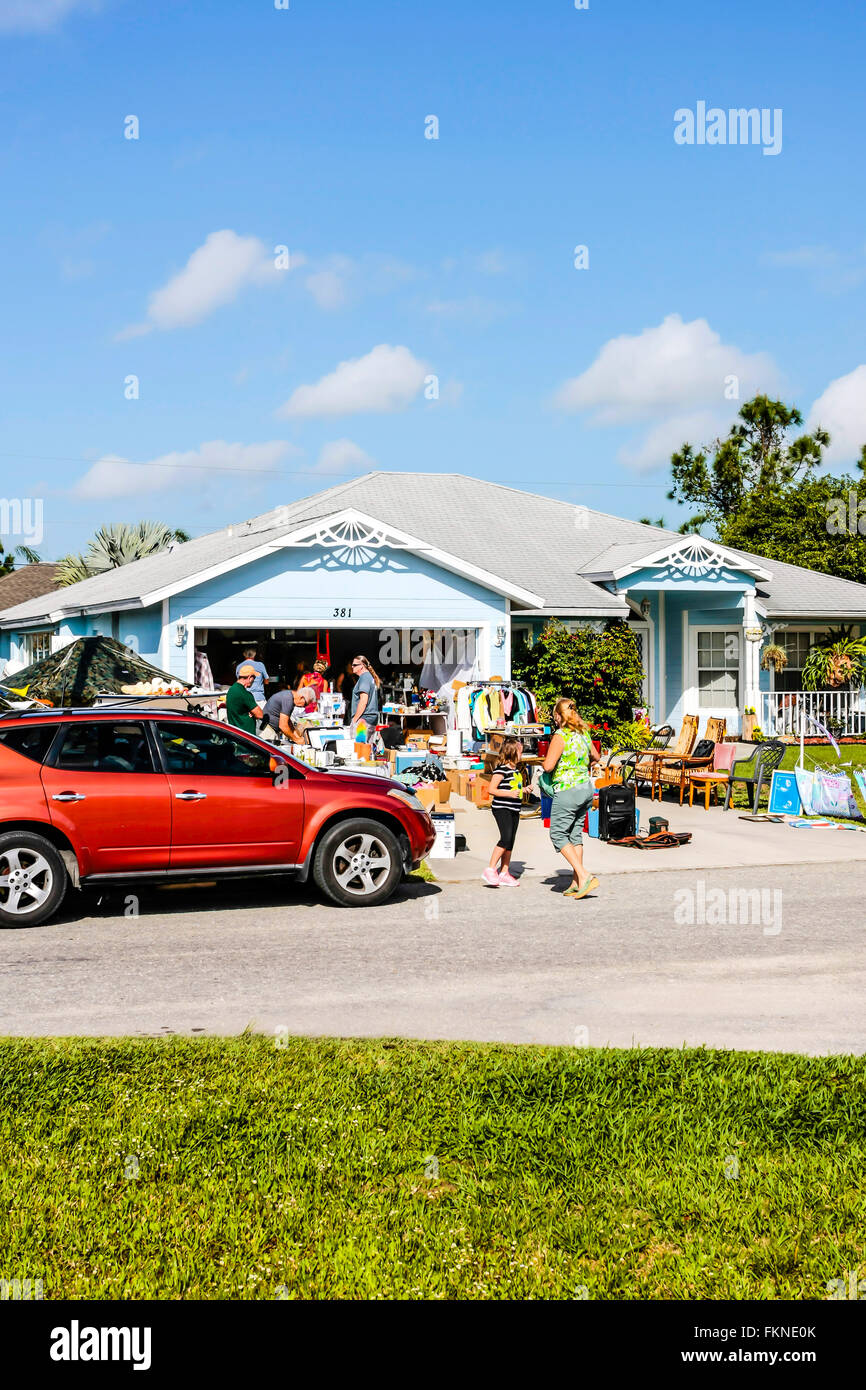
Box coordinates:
[636,714,699,797]
[655,717,728,804]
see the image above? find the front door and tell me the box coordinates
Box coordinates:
[41,720,172,874]
[152,720,305,869]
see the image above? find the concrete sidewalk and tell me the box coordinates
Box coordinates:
[435,793,866,883]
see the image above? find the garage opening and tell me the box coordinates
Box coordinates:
[194,626,480,702]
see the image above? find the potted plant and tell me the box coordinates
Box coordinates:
[802,634,866,690]
[742,706,757,740]
[761,643,789,674]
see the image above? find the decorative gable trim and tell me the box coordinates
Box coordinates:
[585,535,773,584]
[140,507,544,610]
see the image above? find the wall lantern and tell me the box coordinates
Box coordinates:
[494,624,507,647]
[175,619,187,647]
[639,597,651,619]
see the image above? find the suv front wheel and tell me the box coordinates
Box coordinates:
[0,832,69,928]
[313,818,403,907]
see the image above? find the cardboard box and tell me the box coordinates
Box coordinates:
[472,774,492,806]
[447,769,472,799]
[415,782,450,809]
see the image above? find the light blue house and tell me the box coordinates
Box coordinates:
[2,472,865,735]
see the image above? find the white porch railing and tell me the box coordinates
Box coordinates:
[760,689,866,737]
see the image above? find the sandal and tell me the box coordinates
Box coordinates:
[564,876,599,899]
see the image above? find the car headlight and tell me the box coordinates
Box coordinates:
[388,787,425,812]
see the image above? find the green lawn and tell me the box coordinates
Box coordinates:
[725,743,866,814]
[1,1036,863,1300]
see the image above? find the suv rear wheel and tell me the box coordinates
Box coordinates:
[0,832,68,928]
[313,818,403,907]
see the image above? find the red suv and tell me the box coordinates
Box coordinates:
[0,709,436,927]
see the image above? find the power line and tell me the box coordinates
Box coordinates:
[0,452,670,486]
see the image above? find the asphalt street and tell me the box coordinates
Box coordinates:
[0,861,862,1053]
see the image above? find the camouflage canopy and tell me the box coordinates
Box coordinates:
[2,636,182,707]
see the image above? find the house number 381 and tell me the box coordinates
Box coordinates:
[333,607,352,618]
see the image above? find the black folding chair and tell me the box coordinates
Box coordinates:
[723,740,786,812]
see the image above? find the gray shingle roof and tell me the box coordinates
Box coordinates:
[2,472,865,625]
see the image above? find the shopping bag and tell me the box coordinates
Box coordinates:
[794,767,816,815]
[811,770,859,819]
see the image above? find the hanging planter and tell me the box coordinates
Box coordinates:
[802,636,866,690]
[760,643,789,674]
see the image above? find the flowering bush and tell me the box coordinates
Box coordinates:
[513,619,645,748]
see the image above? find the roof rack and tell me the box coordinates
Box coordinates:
[0,704,214,720]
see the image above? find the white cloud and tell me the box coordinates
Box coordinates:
[764,244,866,293]
[277,344,429,419]
[313,439,377,475]
[305,269,348,311]
[807,366,866,466]
[117,230,291,338]
[552,313,782,470]
[73,440,295,500]
[554,314,779,424]
[618,411,724,473]
[0,0,98,31]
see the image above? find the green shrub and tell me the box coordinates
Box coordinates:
[513,619,645,747]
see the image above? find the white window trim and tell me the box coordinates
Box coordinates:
[769,625,830,691]
[687,624,744,715]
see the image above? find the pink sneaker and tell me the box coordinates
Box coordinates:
[498,871,520,886]
[482,867,500,887]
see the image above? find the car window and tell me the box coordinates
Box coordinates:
[54,722,156,774]
[155,721,274,778]
[0,724,58,764]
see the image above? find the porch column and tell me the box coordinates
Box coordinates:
[742,592,761,714]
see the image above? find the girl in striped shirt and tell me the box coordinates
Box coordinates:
[482,738,524,887]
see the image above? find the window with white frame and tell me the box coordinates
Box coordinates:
[773,629,827,691]
[21,631,52,665]
[696,630,740,707]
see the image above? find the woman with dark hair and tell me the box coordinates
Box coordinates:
[349,654,381,734]
[542,697,599,900]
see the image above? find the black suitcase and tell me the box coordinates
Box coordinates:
[597,783,636,841]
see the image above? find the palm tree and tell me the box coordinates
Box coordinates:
[57,522,190,586]
[0,543,44,576]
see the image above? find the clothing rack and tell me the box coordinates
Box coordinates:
[454,680,539,737]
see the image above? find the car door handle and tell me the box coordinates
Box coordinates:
[52,792,86,803]
[175,791,207,801]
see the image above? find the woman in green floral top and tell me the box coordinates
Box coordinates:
[542,697,599,901]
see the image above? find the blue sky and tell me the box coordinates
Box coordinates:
[1,0,865,558]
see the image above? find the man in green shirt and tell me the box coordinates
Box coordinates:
[226,665,263,735]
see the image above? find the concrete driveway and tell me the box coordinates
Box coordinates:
[0,860,863,1054]
[438,794,866,882]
